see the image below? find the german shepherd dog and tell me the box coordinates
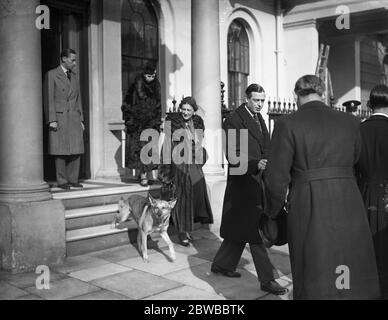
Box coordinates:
[112,194,177,263]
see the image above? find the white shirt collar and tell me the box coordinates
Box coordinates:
[372,112,388,119]
[60,65,68,74]
[245,105,256,118]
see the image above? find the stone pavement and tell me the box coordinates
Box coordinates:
[0,228,293,300]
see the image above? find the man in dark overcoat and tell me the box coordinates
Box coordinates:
[265,75,380,300]
[211,84,288,296]
[356,84,388,299]
[43,49,85,190]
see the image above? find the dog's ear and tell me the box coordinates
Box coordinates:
[118,197,126,209]
[169,198,177,209]
[148,194,157,206]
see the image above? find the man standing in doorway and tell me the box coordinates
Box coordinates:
[211,84,288,296]
[43,49,85,190]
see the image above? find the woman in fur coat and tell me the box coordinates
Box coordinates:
[161,97,213,246]
[121,62,162,186]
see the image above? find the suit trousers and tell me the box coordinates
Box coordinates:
[55,155,81,185]
[212,239,277,282]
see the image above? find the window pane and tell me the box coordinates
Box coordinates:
[122,0,159,98]
[227,20,250,109]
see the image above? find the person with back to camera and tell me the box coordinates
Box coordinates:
[356,84,388,299]
[265,75,380,300]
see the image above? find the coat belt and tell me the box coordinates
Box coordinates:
[292,167,355,184]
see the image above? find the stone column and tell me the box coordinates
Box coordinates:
[0,0,65,272]
[0,0,50,202]
[192,0,224,176]
[192,0,227,234]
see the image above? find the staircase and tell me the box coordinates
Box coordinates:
[52,181,162,257]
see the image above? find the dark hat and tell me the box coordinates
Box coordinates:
[342,100,361,112]
[143,61,157,75]
[259,208,288,248]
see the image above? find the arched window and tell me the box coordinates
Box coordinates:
[122,0,158,98]
[228,20,250,110]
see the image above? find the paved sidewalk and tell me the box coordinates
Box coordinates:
[0,229,293,300]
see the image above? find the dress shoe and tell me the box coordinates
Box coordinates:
[69,182,83,188]
[57,183,71,190]
[140,179,149,187]
[179,233,190,247]
[211,265,241,278]
[261,280,289,295]
[139,173,148,187]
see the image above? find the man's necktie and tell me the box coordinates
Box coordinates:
[66,70,71,80]
[254,113,263,134]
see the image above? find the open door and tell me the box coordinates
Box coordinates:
[41,0,90,182]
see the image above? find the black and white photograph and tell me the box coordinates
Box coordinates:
[1,0,388,306]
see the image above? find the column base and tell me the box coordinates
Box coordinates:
[0,182,52,203]
[96,168,124,180]
[0,199,66,273]
[203,164,226,177]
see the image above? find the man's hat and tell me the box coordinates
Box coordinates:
[342,100,361,112]
[259,208,288,248]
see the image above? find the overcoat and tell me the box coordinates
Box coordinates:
[265,100,380,300]
[160,113,213,233]
[43,66,84,155]
[122,74,162,171]
[220,104,270,243]
[356,114,388,298]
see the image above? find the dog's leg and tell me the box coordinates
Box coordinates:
[160,230,176,262]
[140,231,149,263]
[137,229,143,259]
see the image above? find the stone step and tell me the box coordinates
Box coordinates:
[66,223,138,257]
[65,204,119,231]
[53,184,161,210]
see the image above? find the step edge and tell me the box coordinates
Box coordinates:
[65,205,118,219]
[66,224,137,242]
[53,185,161,201]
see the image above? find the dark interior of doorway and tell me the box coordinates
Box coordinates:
[40,0,90,183]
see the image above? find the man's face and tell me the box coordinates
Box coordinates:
[247,91,266,114]
[62,53,77,71]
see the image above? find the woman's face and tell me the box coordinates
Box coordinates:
[144,73,156,83]
[180,103,195,121]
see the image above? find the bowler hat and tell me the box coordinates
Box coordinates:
[259,208,288,248]
[342,100,361,112]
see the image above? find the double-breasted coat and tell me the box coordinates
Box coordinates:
[265,101,380,300]
[43,66,84,155]
[220,104,270,244]
[356,114,388,299]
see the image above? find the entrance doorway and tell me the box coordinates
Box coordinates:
[41,0,90,182]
